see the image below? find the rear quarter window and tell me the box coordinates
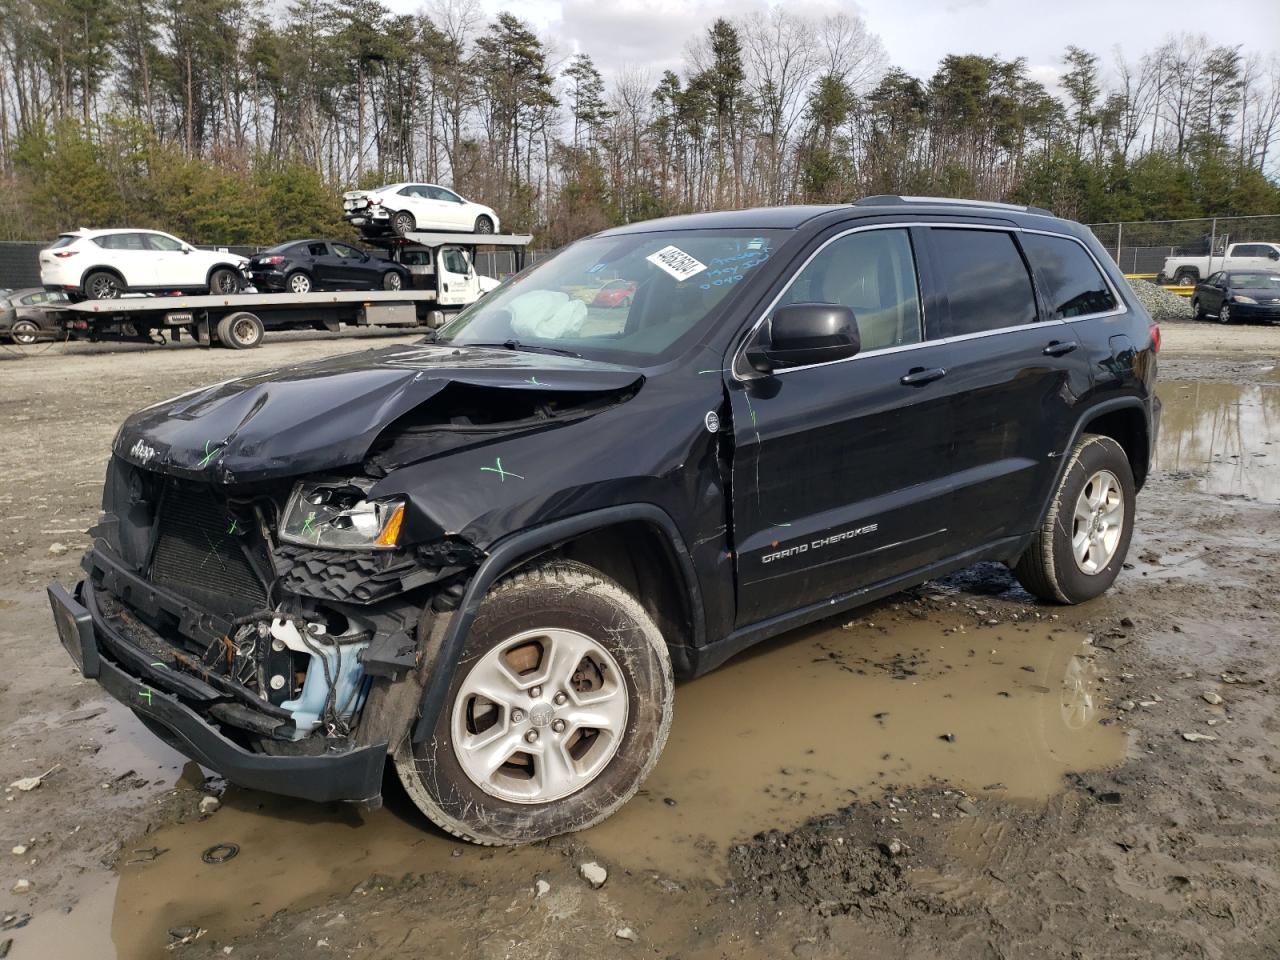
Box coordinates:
[1020,233,1118,319]
[50,235,79,249]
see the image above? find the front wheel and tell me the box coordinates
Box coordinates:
[1191,297,1203,320]
[394,561,673,845]
[1013,434,1136,604]
[1218,303,1232,325]
[208,267,241,296]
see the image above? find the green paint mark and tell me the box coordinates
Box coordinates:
[525,376,543,385]
[480,457,524,482]
[198,440,220,468]
[138,687,153,705]
[227,518,240,535]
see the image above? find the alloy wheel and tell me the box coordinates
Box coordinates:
[10,320,40,345]
[451,627,629,804]
[1071,469,1124,575]
[1219,304,1231,324]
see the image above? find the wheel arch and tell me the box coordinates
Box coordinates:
[205,262,243,286]
[1080,401,1151,489]
[79,264,126,291]
[410,504,703,744]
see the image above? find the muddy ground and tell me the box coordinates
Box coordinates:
[0,320,1277,959]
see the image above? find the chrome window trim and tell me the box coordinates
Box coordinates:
[732,221,1129,380]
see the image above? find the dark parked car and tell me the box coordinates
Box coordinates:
[49,197,1159,845]
[1191,270,1280,324]
[1,287,69,344]
[246,239,410,294]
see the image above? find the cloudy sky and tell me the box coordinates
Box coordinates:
[388,0,1280,91]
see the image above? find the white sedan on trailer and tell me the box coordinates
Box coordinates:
[39,229,248,301]
[342,183,500,238]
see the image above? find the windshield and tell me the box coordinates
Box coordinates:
[1229,272,1280,288]
[436,229,783,364]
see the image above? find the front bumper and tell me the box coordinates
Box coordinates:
[47,579,387,805]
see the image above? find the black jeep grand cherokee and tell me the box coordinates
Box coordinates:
[49,197,1159,845]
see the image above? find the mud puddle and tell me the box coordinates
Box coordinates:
[11,612,1125,958]
[1156,379,1280,502]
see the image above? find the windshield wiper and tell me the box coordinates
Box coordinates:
[467,339,583,359]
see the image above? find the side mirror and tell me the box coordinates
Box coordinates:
[746,303,860,373]
[1269,250,1279,260]
[181,244,192,254]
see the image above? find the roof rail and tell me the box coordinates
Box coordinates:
[853,195,1054,217]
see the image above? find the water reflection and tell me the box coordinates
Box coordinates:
[1156,381,1280,503]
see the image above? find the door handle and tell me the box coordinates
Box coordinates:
[900,366,947,386]
[1043,340,1079,357]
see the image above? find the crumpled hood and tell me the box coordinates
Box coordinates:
[113,344,644,483]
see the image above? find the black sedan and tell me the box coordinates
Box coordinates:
[1192,270,1280,324]
[246,240,410,294]
[1,287,69,344]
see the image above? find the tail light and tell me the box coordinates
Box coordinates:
[53,251,78,258]
[258,255,285,265]
[1150,324,1161,353]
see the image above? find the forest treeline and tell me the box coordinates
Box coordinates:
[1,0,1278,246]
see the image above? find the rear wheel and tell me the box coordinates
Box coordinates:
[394,560,673,845]
[10,319,41,345]
[286,271,312,295]
[1174,269,1198,286]
[1013,434,1136,604]
[474,215,495,234]
[84,271,123,301]
[383,270,404,291]
[215,312,264,349]
[392,211,416,237]
[208,267,241,296]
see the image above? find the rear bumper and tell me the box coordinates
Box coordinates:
[1230,302,1280,321]
[47,579,387,805]
[248,270,288,291]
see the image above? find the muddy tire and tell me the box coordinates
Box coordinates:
[1174,268,1198,286]
[394,560,673,845]
[1013,434,1136,605]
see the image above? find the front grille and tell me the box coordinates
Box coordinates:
[150,486,270,615]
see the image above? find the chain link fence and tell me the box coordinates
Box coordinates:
[1087,215,1280,279]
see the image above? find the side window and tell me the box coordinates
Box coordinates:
[442,249,470,274]
[430,186,463,203]
[1233,245,1261,257]
[1020,233,1118,319]
[929,229,1037,337]
[146,234,184,252]
[1206,272,1222,286]
[777,228,922,353]
[332,242,363,259]
[306,242,329,257]
[102,233,150,251]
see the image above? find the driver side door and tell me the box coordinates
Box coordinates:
[729,225,958,625]
[435,245,478,305]
[1201,272,1226,313]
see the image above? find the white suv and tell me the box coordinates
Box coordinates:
[342,183,500,237]
[39,229,249,301]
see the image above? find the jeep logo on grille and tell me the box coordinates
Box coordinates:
[130,439,157,465]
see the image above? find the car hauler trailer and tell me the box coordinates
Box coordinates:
[52,232,532,349]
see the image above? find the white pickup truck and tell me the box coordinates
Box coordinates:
[1160,242,1280,285]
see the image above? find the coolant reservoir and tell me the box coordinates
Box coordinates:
[269,619,370,736]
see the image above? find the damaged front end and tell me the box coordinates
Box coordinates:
[47,344,647,806]
[56,456,484,806]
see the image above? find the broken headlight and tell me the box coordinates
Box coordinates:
[280,481,405,550]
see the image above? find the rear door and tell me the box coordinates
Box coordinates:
[729,224,959,625]
[299,241,339,287]
[99,232,158,289]
[917,226,1097,548]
